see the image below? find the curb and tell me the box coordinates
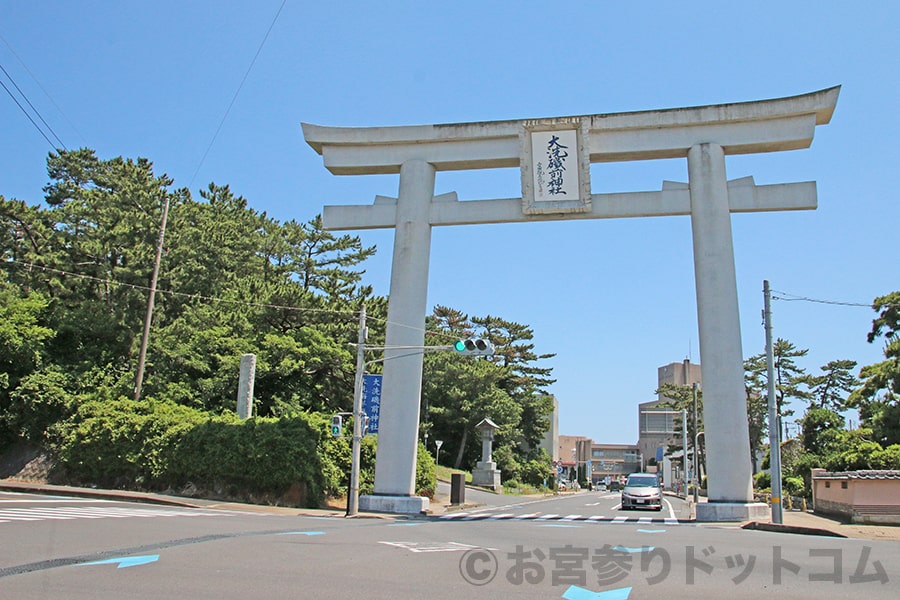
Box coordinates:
[742,520,847,538]
[0,480,202,509]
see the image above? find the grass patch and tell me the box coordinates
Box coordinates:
[436,464,471,483]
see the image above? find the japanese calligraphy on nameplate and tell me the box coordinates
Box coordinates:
[520,119,591,215]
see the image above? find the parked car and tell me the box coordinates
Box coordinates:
[620,473,663,511]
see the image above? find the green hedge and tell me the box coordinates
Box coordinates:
[48,397,435,507]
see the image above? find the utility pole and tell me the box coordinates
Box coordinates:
[692,382,700,503]
[347,305,366,517]
[134,195,170,401]
[682,409,689,498]
[764,280,784,524]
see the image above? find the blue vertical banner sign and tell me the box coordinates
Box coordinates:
[362,374,382,434]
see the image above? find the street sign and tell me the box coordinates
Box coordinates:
[362,374,382,433]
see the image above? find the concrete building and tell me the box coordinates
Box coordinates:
[559,360,700,489]
[557,435,587,482]
[585,443,641,486]
[637,360,702,475]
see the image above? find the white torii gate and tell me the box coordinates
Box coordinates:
[302,86,839,520]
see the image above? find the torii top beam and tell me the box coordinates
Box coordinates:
[302,86,839,175]
[302,87,839,231]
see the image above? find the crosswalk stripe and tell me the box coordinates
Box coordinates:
[438,510,682,525]
[0,505,230,524]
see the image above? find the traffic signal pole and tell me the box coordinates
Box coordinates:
[347,305,366,517]
[343,328,492,516]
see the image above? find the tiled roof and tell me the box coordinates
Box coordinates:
[816,470,900,480]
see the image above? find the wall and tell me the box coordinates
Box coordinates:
[812,469,900,525]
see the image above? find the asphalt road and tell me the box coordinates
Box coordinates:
[2,490,897,599]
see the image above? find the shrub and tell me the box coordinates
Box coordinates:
[48,397,436,507]
[519,452,553,487]
[415,440,436,498]
[783,475,805,497]
[4,367,73,443]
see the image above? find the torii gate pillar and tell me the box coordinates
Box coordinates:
[688,143,758,520]
[302,87,839,520]
[367,159,436,514]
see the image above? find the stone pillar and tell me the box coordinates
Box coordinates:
[236,353,256,419]
[361,159,435,515]
[688,143,767,521]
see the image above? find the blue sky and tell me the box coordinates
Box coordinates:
[2,2,897,445]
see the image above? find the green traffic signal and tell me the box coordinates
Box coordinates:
[452,338,494,356]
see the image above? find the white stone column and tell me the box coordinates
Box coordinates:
[236,353,256,419]
[368,159,435,507]
[688,143,761,520]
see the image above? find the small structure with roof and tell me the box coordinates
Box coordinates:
[811,469,900,524]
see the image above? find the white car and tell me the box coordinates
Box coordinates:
[620,473,663,511]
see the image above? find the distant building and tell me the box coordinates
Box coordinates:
[558,434,587,481]
[585,442,641,485]
[558,360,701,488]
[637,360,701,475]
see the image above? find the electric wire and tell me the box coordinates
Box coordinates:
[771,289,900,309]
[4,258,491,347]
[0,71,58,150]
[0,32,86,147]
[5,258,356,319]
[188,0,287,188]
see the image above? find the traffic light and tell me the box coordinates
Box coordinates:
[330,415,343,437]
[452,338,494,356]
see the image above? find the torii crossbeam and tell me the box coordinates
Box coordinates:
[302,86,839,520]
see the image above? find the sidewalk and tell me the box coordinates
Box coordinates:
[676,492,900,542]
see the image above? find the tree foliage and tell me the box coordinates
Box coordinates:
[0,149,554,502]
[421,307,555,478]
[847,292,900,446]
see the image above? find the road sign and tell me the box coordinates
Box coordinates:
[362,374,382,433]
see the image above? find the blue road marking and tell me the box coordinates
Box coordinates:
[277,531,325,536]
[637,528,666,533]
[612,545,652,553]
[80,555,159,569]
[562,585,632,599]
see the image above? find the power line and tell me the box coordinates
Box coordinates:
[771,289,900,309]
[0,61,67,150]
[0,32,85,146]
[188,0,287,187]
[4,258,491,345]
[5,258,355,319]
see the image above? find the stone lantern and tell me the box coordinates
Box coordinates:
[471,418,502,491]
